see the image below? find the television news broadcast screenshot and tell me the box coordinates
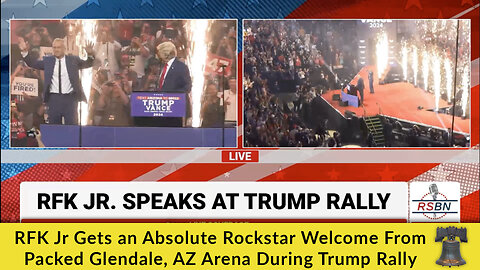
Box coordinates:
[1,1,479,270]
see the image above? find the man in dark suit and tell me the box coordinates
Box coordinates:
[368,70,374,94]
[153,41,192,127]
[356,75,365,105]
[20,38,94,125]
[156,41,191,93]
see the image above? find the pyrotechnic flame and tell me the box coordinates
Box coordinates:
[79,20,97,125]
[444,57,453,102]
[432,20,438,33]
[433,54,441,112]
[412,45,418,86]
[461,66,469,117]
[401,42,408,81]
[185,20,210,128]
[422,50,429,92]
[376,32,389,79]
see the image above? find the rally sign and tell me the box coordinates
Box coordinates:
[11,77,38,96]
[205,52,232,76]
[131,92,186,117]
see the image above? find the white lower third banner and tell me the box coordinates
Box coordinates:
[20,182,408,220]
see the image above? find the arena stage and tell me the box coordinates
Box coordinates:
[320,67,470,134]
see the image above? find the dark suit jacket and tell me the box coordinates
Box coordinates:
[23,53,94,102]
[159,58,191,93]
[368,71,374,84]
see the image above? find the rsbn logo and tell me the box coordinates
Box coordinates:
[411,184,459,220]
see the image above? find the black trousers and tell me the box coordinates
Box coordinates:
[358,88,364,104]
[47,93,77,125]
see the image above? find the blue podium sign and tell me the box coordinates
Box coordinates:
[131,92,186,117]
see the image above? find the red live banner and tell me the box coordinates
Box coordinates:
[222,151,259,162]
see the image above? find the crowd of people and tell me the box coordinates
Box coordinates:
[10,20,236,147]
[378,117,468,147]
[243,20,357,147]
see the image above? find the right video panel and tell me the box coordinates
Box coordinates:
[243,20,471,148]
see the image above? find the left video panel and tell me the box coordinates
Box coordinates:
[9,19,237,148]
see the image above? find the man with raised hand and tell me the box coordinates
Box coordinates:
[19,37,95,125]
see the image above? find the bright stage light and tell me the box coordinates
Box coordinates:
[376,32,389,79]
[433,54,441,112]
[412,45,418,86]
[79,20,97,126]
[185,20,210,128]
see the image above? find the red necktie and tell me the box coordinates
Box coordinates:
[158,64,168,90]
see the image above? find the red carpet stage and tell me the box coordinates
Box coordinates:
[321,66,470,134]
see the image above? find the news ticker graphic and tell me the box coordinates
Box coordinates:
[20,182,407,221]
[18,181,459,222]
[2,152,478,222]
[0,223,479,269]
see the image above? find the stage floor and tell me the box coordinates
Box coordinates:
[321,67,470,134]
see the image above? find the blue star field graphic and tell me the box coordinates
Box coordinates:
[0,0,306,179]
[193,0,208,8]
[32,0,47,7]
[141,0,154,7]
[87,0,100,6]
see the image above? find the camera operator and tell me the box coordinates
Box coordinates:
[97,73,131,126]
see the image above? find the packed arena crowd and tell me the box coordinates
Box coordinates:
[243,20,358,147]
[244,20,470,148]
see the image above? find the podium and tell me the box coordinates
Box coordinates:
[131,92,187,127]
[340,90,359,108]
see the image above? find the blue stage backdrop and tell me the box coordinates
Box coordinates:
[40,125,236,147]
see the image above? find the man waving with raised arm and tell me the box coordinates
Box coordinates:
[19,37,95,125]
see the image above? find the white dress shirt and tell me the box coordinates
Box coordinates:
[50,56,73,94]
